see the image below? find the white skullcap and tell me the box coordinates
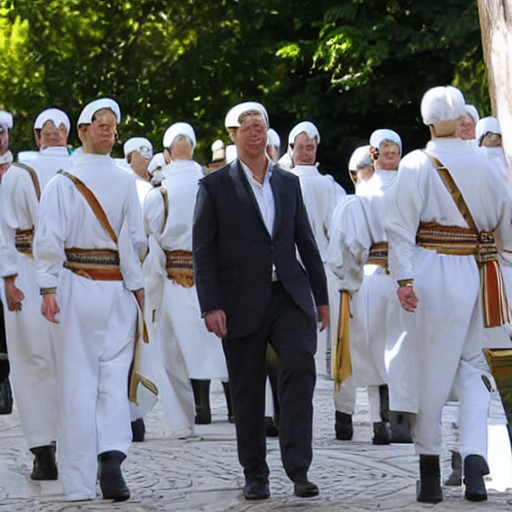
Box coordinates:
[225,144,238,163]
[0,150,13,165]
[225,101,269,129]
[147,152,166,175]
[476,116,501,143]
[123,137,153,159]
[211,139,225,161]
[288,121,320,145]
[163,122,196,149]
[0,111,13,129]
[421,86,466,125]
[267,128,281,149]
[77,98,121,127]
[348,145,373,171]
[34,108,70,132]
[369,129,402,155]
[465,104,480,124]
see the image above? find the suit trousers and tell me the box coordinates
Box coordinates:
[222,281,317,482]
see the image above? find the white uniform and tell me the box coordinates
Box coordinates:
[385,138,512,459]
[143,159,228,435]
[289,164,346,376]
[0,147,70,449]
[34,153,146,500]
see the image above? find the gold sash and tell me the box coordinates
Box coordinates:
[332,290,352,387]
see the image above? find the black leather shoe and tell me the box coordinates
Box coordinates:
[464,454,489,502]
[416,454,443,504]
[265,416,279,437]
[294,480,319,497]
[30,444,58,480]
[131,418,145,442]
[98,451,130,501]
[243,479,270,500]
[335,411,353,440]
[372,421,391,445]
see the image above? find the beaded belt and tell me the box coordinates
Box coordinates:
[15,228,34,257]
[164,250,194,288]
[63,248,122,281]
[367,241,388,269]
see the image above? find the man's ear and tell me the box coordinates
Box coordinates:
[78,125,88,145]
[34,130,42,149]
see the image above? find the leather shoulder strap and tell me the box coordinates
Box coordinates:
[159,187,169,232]
[423,151,478,232]
[15,162,41,201]
[57,170,118,244]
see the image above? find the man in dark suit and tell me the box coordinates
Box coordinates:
[193,101,329,500]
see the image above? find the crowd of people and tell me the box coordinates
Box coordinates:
[0,84,509,505]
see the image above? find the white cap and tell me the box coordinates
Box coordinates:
[211,139,225,161]
[123,137,153,159]
[163,122,196,149]
[348,145,372,171]
[34,108,70,132]
[0,150,13,165]
[421,86,466,125]
[225,101,269,129]
[476,116,501,143]
[288,121,320,146]
[77,98,121,127]
[267,128,281,149]
[369,129,402,155]
[465,104,480,124]
[225,144,238,163]
[147,152,166,175]
[0,111,13,129]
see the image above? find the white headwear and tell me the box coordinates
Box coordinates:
[476,116,501,144]
[225,144,238,163]
[369,129,402,155]
[421,86,466,125]
[348,145,372,171]
[211,139,225,161]
[0,111,13,129]
[465,104,480,124]
[77,98,121,127]
[163,122,196,149]
[0,150,13,165]
[267,128,281,149]
[34,108,70,133]
[225,101,269,129]
[123,137,153,159]
[288,121,320,146]
[147,152,166,175]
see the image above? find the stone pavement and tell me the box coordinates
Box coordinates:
[0,377,511,512]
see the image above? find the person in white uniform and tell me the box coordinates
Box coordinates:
[456,104,479,145]
[385,86,512,504]
[0,108,71,480]
[123,137,153,204]
[34,98,146,502]
[144,122,229,432]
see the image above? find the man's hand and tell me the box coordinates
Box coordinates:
[317,304,329,332]
[41,293,60,323]
[204,309,228,338]
[397,284,418,313]
[4,275,24,312]
[133,288,145,311]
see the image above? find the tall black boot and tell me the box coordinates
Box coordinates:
[131,418,145,442]
[191,379,211,424]
[98,450,130,501]
[464,454,489,501]
[417,454,443,503]
[444,450,462,486]
[335,411,353,440]
[389,411,413,443]
[30,444,58,480]
[222,381,234,423]
[372,385,391,444]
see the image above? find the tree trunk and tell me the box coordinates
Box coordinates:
[477,0,512,170]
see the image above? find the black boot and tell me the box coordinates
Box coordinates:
[444,450,462,486]
[30,444,58,480]
[265,416,279,437]
[417,454,443,503]
[222,381,235,423]
[335,411,353,440]
[0,375,12,415]
[389,412,413,443]
[98,450,130,501]
[464,454,489,501]
[372,385,391,444]
[131,418,145,442]
[191,379,211,424]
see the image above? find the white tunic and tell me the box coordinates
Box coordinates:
[0,146,70,449]
[34,153,146,500]
[385,138,512,458]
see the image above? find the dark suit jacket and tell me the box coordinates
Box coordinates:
[193,159,328,340]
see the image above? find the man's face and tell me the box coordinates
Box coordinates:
[234,115,267,161]
[292,132,317,166]
[481,132,501,148]
[128,150,150,179]
[456,115,476,140]
[36,120,68,149]
[80,109,117,155]
[376,143,400,170]
[0,126,9,155]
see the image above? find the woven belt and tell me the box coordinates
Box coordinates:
[164,250,194,288]
[416,222,498,263]
[63,248,122,281]
[367,241,388,269]
[15,228,34,257]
